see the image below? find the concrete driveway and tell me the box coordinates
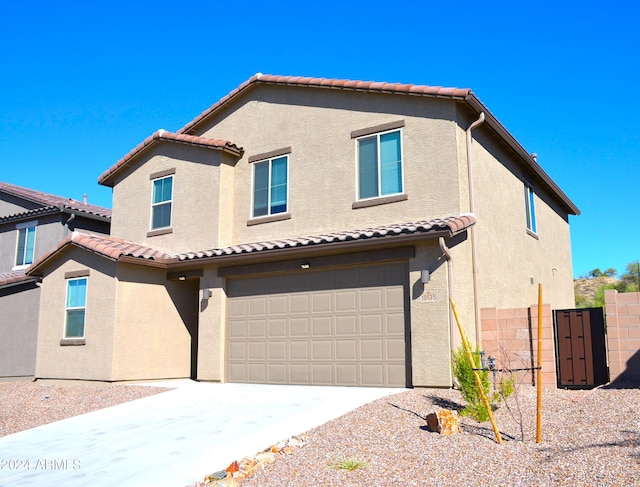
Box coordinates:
[0,381,403,486]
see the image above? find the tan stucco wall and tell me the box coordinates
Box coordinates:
[194,86,464,244]
[109,143,236,253]
[111,264,195,381]
[35,248,117,380]
[196,268,226,381]
[455,113,575,312]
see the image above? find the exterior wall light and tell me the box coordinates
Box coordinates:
[421,270,430,284]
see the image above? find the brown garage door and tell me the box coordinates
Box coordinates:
[226,262,409,387]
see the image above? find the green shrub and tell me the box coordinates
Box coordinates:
[452,347,513,422]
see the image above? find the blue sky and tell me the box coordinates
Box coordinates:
[1,1,638,278]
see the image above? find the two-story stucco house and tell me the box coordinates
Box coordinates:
[0,182,111,377]
[27,74,579,387]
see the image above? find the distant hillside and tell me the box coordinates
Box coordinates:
[574,276,617,306]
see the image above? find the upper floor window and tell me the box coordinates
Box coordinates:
[151,175,173,230]
[253,155,288,218]
[357,129,403,200]
[15,222,36,267]
[65,277,87,338]
[525,181,537,234]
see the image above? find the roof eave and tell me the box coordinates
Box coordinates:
[168,228,459,269]
[464,94,580,216]
[98,134,243,188]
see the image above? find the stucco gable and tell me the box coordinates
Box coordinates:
[174,74,579,216]
[98,130,244,187]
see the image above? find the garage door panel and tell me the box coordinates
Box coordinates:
[336,364,357,385]
[387,338,406,359]
[229,320,247,339]
[361,364,384,386]
[361,288,383,310]
[387,313,405,334]
[249,320,266,338]
[227,262,408,387]
[312,341,332,360]
[290,317,310,337]
[289,341,309,360]
[290,364,309,383]
[248,342,266,360]
[335,290,357,312]
[229,342,246,360]
[248,364,266,382]
[361,339,384,360]
[336,315,357,335]
[290,294,310,314]
[268,341,287,360]
[336,340,357,360]
[249,297,268,316]
[312,293,332,313]
[312,316,332,336]
[269,319,287,337]
[269,296,288,315]
[388,364,406,385]
[361,314,383,335]
[228,363,246,382]
[268,364,287,383]
[386,287,405,308]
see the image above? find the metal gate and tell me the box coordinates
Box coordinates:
[553,308,608,389]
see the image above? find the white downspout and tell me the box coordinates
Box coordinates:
[466,112,485,349]
[439,237,456,365]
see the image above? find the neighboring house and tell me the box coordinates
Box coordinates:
[0,182,111,377]
[27,74,579,387]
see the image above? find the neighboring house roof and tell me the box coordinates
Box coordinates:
[0,181,112,223]
[27,215,475,275]
[175,74,579,216]
[98,130,244,187]
[0,270,38,290]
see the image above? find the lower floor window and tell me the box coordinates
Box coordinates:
[65,278,87,338]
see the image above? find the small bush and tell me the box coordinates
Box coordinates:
[452,346,513,422]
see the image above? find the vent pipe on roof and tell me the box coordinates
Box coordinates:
[466,112,485,350]
[83,194,87,205]
[531,153,538,162]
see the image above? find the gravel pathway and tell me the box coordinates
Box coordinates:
[0,380,168,437]
[238,385,640,487]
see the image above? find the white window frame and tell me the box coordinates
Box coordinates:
[250,155,289,218]
[13,220,37,270]
[525,181,537,234]
[355,128,404,201]
[150,175,173,230]
[64,277,88,339]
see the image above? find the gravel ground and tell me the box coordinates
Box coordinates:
[2,381,639,486]
[0,380,168,437]
[238,385,640,487]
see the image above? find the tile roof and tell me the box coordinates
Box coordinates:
[0,270,38,288]
[178,73,472,135]
[178,215,476,261]
[0,181,112,221]
[27,232,174,276]
[98,130,244,187]
[27,215,476,274]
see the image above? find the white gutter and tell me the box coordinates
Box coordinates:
[466,112,485,349]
